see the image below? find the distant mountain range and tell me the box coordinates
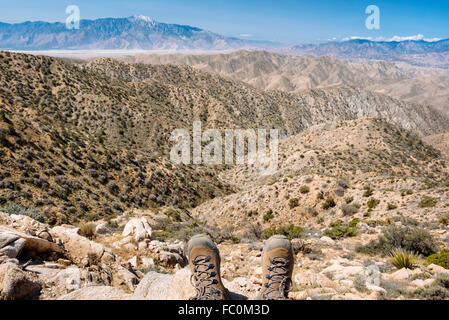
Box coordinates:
[0,15,274,50]
[278,39,449,68]
[1,15,448,68]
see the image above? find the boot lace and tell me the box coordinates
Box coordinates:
[262,257,292,300]
[190,255,225,300]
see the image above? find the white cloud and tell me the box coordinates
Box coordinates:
[239,33,253,38]
[342,34,441,42]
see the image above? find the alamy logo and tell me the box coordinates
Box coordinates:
[65,5,80,30]
[170,121,279,176]
[365,5,380,30]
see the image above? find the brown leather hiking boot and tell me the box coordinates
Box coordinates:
[258,235,294,300]
[185,234,229,300]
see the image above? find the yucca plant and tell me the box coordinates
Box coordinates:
[390,248,419,269]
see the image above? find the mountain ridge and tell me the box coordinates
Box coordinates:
[0,16,274,50]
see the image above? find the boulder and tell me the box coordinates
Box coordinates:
[95,223,112,236]
[114,266,139,292]
[0,227,63,256]
[158,251,184,267]
[319,236,335,245]
[0,238,26,259]
[133,268,247,300]
[57,286,130,300]
[50,226,106,265]
[320,263,364,280]
[0,262,41,300]
[0,232,19,248]
[410,279,435,288]
[122,218,153,243]
[427,264,449,275]
[55,266,82,292]
[386,268,421,281]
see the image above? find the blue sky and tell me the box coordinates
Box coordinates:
[0,0,448,44]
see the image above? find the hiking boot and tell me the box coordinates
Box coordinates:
[185,234,229,300]
[258,235,294,300]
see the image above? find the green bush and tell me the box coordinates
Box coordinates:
[263,209,274,221]
[418,196,437,208]
[106,220,119,229]
[349,218,360,228]
[413,274,449,300]
[0,204,47,223]
[79,223,96,240]
[363,186,373,197]
[427,249,449,269]
[390,248,419,269]
[322,197,336,210]
[323,223,357,240]
[299,186,310,194]
[263,224,304,240]
[231,235,242,244]
[439,214,449,226]
[289,198,299,209]
[387,203,398,210]
[355,225,438,257]
[367,198,380,209]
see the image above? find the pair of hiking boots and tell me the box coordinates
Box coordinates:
[185,234,294,300]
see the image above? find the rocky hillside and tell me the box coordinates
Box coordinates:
[0,51,234,224]
[85,57,449,137]
[424,133,449,157]
[369,75,449,116]
[119,50,447,92]
[117,50,449,116]
[194,118,449,229]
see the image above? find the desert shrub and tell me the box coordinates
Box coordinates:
[323,221,357,240]
[164,208,182,222]
[106,220,119,230]
[263,224,304,240]
[0,204,47,223]
[413,274,449,300]
[247,210,258,217]
[390,248,419,269]
[367,198,380,209]
[418,196,437,208]
[426,249,449,269]
[387,203,398,210]
[349,218,360,228]
[341,203,360,216]
[299,186,310,194]
[356,225,438,256]
[79,223,96,239]
[306,206,318,217]
[439,214,449,226]
[289,198,299,209]
[317,191,324,200]
[231,235,242,244]
[140,264,169,275]
[244,222,264,240]
[263,209,274,221]
[353,274,367,292]
[363,186,373,197]
[345,196,354,204]
[322,197,336,210]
